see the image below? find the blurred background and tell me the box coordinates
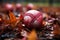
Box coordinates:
[0,0,60,40]
[0,0,60,7]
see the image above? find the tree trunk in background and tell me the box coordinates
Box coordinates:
[49,0,54,6]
